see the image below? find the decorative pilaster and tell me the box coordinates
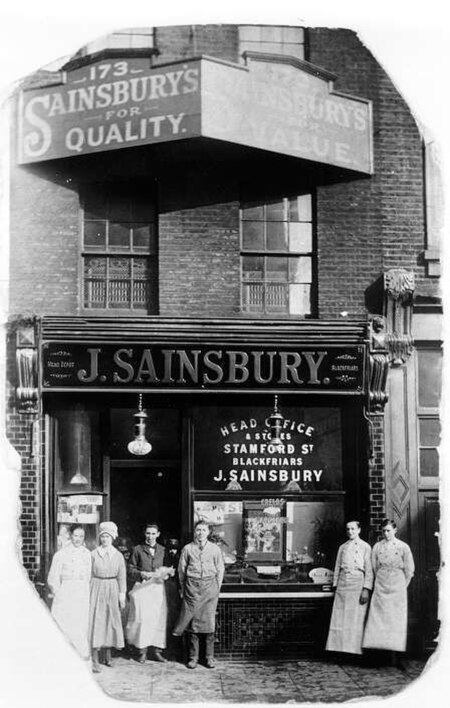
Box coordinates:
[367,269,415,415]
[383,268,415,364]
[14,317,39,414]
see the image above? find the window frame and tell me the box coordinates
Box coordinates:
[80,182,158,314]
[239,193,316,318]
[416,345,442,488]
[238,25,306,62]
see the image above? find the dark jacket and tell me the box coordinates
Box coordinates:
[128,543,167,585]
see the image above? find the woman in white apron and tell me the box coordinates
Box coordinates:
[363,519,415,667]
[47,524,91,659]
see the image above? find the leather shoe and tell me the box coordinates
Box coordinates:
[138,652,147,664]
[153,650,168,663]
[187,659,198,669]
[205,658,216,669]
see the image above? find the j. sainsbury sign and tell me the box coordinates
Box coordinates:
[17,55,372,173]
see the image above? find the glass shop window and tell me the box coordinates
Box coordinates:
[82,183,158,312]
[417,348,442,484]
[240,195,314,316]
[238,25,305,61]
[191,405,343,585]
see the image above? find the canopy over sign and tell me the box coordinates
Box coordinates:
[17,54,372,173]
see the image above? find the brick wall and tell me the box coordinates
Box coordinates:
[9,163,80,315]
[5,334,41,577]
[309,28,438,316]
[159,200,241,317]
[155,24,239,65]
[367,414,386,543]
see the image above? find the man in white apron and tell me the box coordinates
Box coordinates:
[126,523,173,663]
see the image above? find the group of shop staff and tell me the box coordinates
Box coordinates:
[47,519,224,672]
[47,516,414,672]
[325,519,415,668]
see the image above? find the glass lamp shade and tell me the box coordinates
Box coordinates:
[128,437,152,455]
[128,409,152,455]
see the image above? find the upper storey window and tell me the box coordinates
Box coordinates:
[82,184,157,312]
[240,194,314,316]
[238,25,305,61]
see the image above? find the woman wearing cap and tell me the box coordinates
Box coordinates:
[88,521,126,672]
[47,524,91,659]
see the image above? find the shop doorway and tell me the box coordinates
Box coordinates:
[110,462,181,547]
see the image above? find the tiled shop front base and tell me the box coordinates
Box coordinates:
[216,597,332,658]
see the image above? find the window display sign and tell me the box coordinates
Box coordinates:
[193,406,342,491]
[243,500,285,562]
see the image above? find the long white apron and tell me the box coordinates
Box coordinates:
[326,571,368,654]
[363,567,407,651]
[51,578,90,658]
[126,579,167,649]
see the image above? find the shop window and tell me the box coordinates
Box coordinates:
[239,25,305,61]
[82,184,158,311]
[191,404,344,585]
[417,348,442,483]
[240,195,314,316]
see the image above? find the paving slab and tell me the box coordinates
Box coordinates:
[93,655,428,703]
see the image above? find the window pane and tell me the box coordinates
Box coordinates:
[242,283,264,312]
[420,449,439,477]
[84,221,106,249]
[289,195,312,222]
[260,26,283,42]
[289,256,312,283]
[133,224,153,251]
[266,283,287,312]
[420,418,441,446]
[289,284,311,315]
[109,258,131,308]
[109,222,131,250]
[84,257,106,308]
[282,27,305,43]
[109,257,131,277]
[242,221,264,250]
[266,200,285,221]
[267,256,288,280]
[242,204,264,220]
[289,223,312,252]
[418,350,442,407]
[267,221,287,250]
[242,256,264,281]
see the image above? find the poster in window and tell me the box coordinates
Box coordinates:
[243,500,285,562]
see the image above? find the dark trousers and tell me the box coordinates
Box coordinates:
[187,632,215,660]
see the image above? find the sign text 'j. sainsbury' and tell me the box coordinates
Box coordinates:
[42,343,365,391]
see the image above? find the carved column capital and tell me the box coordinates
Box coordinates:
[383,269,415,365]
[14,318,39,414]
[383,269,415,303]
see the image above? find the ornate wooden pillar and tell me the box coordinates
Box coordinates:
[366,269,416,543]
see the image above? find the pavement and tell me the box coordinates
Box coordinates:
[93,654,428,703]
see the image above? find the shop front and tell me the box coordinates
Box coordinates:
[39,315,369,656]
